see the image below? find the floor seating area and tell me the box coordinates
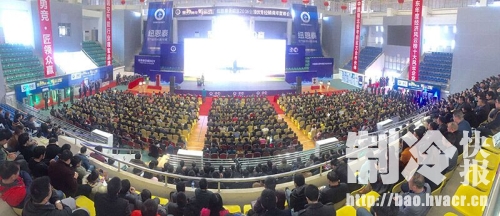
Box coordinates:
[343,46,383,71]
[0,44,45,86]
[418,52,453,86]
[82,40,120,67]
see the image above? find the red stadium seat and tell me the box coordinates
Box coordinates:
[262,152,270,157]
[245,153,253,158]
[219,153,228,159]
[228,154,236,159]
[204,153,210,158]
[253,152,261,157]
[211,153,219,159]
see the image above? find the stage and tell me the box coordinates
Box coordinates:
[129,80,295,97]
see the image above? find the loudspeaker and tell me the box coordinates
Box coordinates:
[170,76,175,93]
[296,77,302,94]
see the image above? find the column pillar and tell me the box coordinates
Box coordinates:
[287,19,292,45]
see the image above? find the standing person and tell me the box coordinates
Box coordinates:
[57,90,62,107]
[78,86,82,99]
[202,89,207,103]
[326,81,331,91]
[43,91,49,110]
[82,84,87,97]
[69,87,74,104]
[89,82,94,96]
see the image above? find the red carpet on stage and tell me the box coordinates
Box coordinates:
[199,97,213,116]
[267,96,284,115]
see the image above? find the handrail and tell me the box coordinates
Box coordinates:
[483,162,500,216]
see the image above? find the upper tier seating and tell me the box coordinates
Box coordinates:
[343,46,383,71]
[0,44,45,86]
[82,41,120,67]
[418,52,453,86]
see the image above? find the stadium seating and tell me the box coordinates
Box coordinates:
[82,41,120,67]
[418,52,453,86]
[343,46,383,71]
[0,44,45,86]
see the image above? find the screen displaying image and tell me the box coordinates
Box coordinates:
[184,38,286,80]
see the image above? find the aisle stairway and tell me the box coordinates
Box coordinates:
[82,41,120,67]
[0,44,45,86]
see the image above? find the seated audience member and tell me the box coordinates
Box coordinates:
[167,192,187,216]
[299,184,335,216]
[90,146,107,163]
[477,98,500,136]
[0,161,31,208]
[194,178,214,211]
[94,177,131,216]
[200,193,229,216]
[253,177,286,214]
[170,181,186,203]
[76,146,94,171]
[250,189,291,216]
[44,138,60,161]
[131,199,160,216]
[446,122,464,155]
[28,146,49,178]
[6,125,24,152]
[319,171,348,205]
[48,150,78,197]
[75,170,106,200]
[119,179,142,211]
[356,192,399,216]
[71,156,88,184]
[398,172,431,215]
[22,176,76,216]
[287,174,308,213]
[130,153,147,175]
[453,111,472,137]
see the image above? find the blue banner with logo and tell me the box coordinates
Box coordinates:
[309,57,334,78]
[285,45,305,68]
[291,4,322,57]
[143,1,173,55]
[394,78,441,98]
[161,44,184,69]
[135,55,162,73]
[68,66,113,86]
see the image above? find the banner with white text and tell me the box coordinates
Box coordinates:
[143,1,173,55]
[105,0,112,66]
[409,0,423,81]
[351,0,362,72]
[38,0,56,78]
[291,4,322,57]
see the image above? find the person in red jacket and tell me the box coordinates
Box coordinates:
[0,161,31,208]
[48,150,78,197]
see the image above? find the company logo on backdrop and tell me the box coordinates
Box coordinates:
[21,83,36,92]
[409,81,419,88]
[155,8,166,21]
[170,45,177,52]
[138,58,156,65]
[397,79,408,87]
[71,73,82,81]
[174,9,181,16]
[300,12,311,23]
[289,47,299,53]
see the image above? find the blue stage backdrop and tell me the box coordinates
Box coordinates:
[135,55,161,73]
[291,4,322,57]
[173,7,291,18]
[143,1,173,55]
[394,78,441,99]
[309,57,334,78]
[285,45,305,68]
[161,43,184,69]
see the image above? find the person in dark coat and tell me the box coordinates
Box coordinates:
[299,185,335,216]
[251,189,291,216]
[48,150,78,197]
[21,176,73,216]
[253,177,286,214]
[44,138,60,161]
[94,177,131,216]
[287,174,308,213]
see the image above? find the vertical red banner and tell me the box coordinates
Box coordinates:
[38,0,56,78]
[409,0,423,81]
[351,0,362,72]
[105,0,112,66]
